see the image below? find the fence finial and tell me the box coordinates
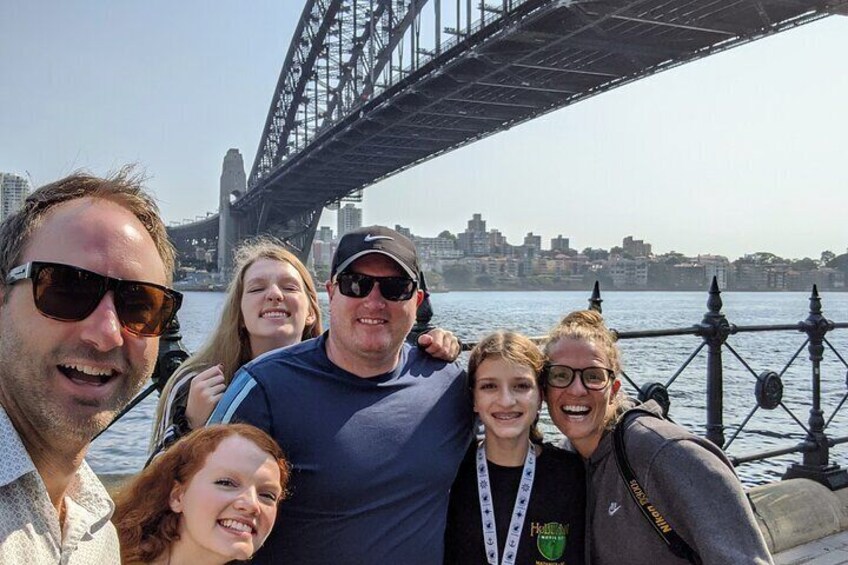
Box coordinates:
[589,280,603,313]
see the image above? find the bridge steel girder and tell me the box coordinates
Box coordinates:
[176,0,838,260]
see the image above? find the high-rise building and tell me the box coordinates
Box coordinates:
[467,213,486,233]
[622,235,652,258]
[393,224,413,240]
[523,232,542,252]
[337,203,362,238]
[551,235,570,252]
[458,213,490,256]
[316,226,334,242]
[0,173,30,221]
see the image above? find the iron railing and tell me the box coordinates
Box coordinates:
[414,278,848,490]
[106,274,848,489]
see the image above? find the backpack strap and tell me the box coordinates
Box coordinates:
[612,410,701,565]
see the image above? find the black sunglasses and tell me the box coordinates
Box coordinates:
[334,271,417,302]
[543,364,615,391]
[6,261,183,337]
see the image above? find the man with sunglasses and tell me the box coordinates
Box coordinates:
[0,170,180,563]
[210,226,473,564]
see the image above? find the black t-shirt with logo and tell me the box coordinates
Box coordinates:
[445,442,586,565]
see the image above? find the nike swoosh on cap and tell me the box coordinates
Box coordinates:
[363,234,393,242]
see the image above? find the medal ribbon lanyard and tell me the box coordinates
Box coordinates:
[476,442,536,565]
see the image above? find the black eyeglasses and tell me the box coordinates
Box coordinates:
[6,261,183,337]
[334,271,417,302]
[543,364,615,391]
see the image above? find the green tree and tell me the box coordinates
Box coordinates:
[791,257,817,272]
[821,250,836,265]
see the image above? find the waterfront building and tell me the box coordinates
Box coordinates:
[623,235,652,258]
[551,235,570,252]
[523,232,542,252]
[316,226,334,242]
[0,173,29,221]
[800,267,845,290]
[311,239,336,269]
[458,213,490,256]
[697,254,730,289]
[608,257,649,288]
[393,224,413,240]
[488,229,509,254]
[414,235,462,260]
[337,203,362,238]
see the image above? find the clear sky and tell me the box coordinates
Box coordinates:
[2,2,846,260]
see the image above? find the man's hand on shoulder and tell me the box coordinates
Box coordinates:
[417,328,461,362]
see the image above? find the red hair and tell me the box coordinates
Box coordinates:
[114,424,289,564]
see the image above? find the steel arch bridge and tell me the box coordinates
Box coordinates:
[167,0,847,268]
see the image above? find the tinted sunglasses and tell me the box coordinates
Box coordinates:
[543,364,615,391]
[6,261,183,337]
[334,271,417,302]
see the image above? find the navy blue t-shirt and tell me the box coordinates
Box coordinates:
[209,333,473,564]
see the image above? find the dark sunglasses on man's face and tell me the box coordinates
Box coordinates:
[5,261,183,337]
[543,364,615,391]
[334,271,417,302]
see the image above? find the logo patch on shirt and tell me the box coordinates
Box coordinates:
[532,522,567,560]
[608,501,621,516]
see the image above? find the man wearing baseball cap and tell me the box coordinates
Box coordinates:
[210,226,473,564]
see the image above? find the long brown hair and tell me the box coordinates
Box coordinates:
[468,331,545,444]
[150,238,322,449]
[115,424,290,564]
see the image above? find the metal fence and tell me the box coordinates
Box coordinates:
[110,275,848,489]
[435,278,848,490]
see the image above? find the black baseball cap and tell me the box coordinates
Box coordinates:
[331,226,420,281]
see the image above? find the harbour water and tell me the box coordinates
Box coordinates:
[89,289,848,486]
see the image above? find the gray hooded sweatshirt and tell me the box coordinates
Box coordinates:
[584,400,773,564]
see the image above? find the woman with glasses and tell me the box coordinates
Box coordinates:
[149,239,323,454]
[544,310,773,564]
[444,331,585,565]
[115,424,289,564]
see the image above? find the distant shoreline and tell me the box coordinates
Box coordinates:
[177,286,846,294]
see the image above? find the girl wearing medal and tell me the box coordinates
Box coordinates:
[445,331,585,565]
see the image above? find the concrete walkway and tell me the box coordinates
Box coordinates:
[775,530,848,564]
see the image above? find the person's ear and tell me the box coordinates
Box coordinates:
[415,289,424,307]
[169,482,185,514]
[610,379,621,401]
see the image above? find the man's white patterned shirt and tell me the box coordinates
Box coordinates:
[0,405,119,564]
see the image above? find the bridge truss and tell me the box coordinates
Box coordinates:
[168,0,846,263]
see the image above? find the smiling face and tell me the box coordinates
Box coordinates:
[325,253,422,376]
[544,337,621,459]
[169,434,282,564]
[473,357,541,446]
[240,258,315,357]
[0,197,164,448]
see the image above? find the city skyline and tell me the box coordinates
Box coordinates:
[2,2,846,259]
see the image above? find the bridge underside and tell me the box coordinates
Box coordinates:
[237,0,838,226]
[170,0,843,267]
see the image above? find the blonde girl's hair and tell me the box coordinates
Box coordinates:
[149,238,322,449]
